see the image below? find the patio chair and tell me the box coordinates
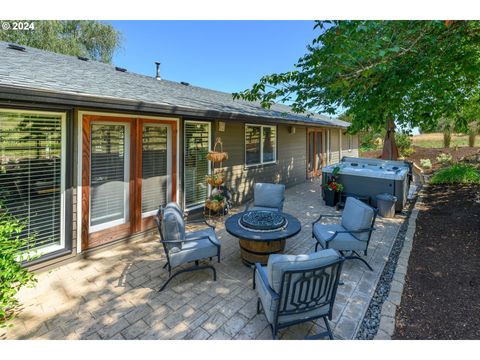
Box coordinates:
[253,249,344,339]
[245,182,285,212]
[312,197,378,271]
[155,202,221,292]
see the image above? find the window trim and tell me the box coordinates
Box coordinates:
[244,123,277,167]
[184,120,212,210]
[0,108,67,256]
[77,111,179,252]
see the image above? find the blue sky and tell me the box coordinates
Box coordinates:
[109,21,317,94]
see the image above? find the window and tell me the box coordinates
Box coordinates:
[0,109,66,255]
[142,124,171,216]
[348,134,353,151]
[184,121,210,209]
[89,123,130,232]
[245,124,276,166]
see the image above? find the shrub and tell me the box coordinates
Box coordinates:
[396,133,414,158]
[430,163,480,184]
[0,203,37,327]
[436,153,453,165]
[419,159,432,169]
[359,131,383,152]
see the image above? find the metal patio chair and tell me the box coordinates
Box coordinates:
[312,196,378,271]
[155,202,221,292]
[245,182,286,212]
[253,249,344,339]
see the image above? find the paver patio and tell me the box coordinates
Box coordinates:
[1,180,402,340]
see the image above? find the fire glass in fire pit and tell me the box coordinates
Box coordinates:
[239,210,287,232]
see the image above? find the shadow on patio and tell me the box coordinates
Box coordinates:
[1,180,402,340]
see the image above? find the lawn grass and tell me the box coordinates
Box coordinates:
[412,133,480,148]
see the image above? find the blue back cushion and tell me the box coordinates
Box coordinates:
[341,197,375,241]
[267,249,340,293]
[161,203,185,250]
[254,183,285,210]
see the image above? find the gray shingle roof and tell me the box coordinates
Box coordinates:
[0,41,349,128]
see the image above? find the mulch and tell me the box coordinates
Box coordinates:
[393,184,480,339]
[361,147,480,174]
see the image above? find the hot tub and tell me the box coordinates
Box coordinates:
[322,157,411,211]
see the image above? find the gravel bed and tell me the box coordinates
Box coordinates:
[355,196,417,340]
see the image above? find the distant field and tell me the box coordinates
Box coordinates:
[412,133,480,148]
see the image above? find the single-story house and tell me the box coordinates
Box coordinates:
[0,41,358,270]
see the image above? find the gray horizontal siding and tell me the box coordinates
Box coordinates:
[214,122,307,205]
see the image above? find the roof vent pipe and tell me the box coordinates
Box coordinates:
[155,61,161,80]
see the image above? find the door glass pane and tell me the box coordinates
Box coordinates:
[308,132,315,173]
[0,110,64,253]
[185,122,210,208]
[245,125,261,165]
[315,132,323,171]
[262,126,276,162]
[142,125,169,214]
[90,123,128,229]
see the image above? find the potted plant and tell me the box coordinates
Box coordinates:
[205,193,225,212]
[205,172,225,186]
[322,166,344,206]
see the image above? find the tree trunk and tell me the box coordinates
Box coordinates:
[443,129,451,148]
[468,121,477,147]
[468,132,476,147]
[381,119,399,160]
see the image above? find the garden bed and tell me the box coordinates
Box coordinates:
[393,184,480,339]
[361,146,480,174]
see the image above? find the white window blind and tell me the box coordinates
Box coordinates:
[142,125,170,215]
[0,110,64,253]
[90,123,129,230]
[184,122,210,208]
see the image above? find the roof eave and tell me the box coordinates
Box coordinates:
[0,84,349,129]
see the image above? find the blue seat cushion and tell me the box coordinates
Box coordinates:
[249,206,280,212]
[313,223,367,252]
[169,228,219,268]
[341,197,375,241]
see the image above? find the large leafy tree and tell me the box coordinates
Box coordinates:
[0,20,121,63]
[233,21,480,137]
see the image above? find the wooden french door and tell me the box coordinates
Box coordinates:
[307,129,324,178]
[81,114,177,250]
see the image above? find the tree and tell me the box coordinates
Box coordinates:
[438,117,455,148]
[0,20,122,63]
[233,21,480,158]
[457,95,480,147]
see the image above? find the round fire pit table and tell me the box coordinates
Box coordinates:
[225,210,301,266]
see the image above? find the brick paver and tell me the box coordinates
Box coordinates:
[1,180,402,340]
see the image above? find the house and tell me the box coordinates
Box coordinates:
[0,42,358,270]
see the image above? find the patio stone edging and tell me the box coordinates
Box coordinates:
[374,184,427,340]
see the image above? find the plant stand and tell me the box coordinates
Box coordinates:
[204,137,230,223]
